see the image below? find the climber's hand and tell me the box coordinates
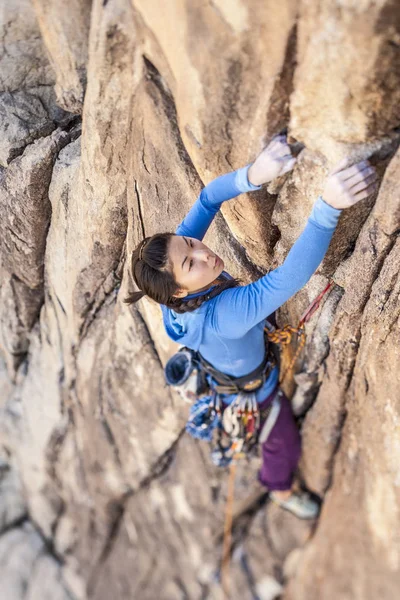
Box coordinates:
[247,134,297,186]
[322,159,378,210]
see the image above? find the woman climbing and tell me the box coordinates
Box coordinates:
[124,133,378,519]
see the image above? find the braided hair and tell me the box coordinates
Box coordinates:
[123,233,241,313]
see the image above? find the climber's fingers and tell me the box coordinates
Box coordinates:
[346,166,376,188]
[340,163,377,195]
[323,159,378,208]
[349,171,378,194]
[352,181,379,202]
[267,135,288,154]
[328,157,351,177]
[340,161,378,205]
[259,132,286,152]
[276,153,294,162]
[270,132,287,144]
[274,144,292,158]
[252,132,296,184]
[279,156,297,175]
[339,160,372,182]
[269,132,297,174]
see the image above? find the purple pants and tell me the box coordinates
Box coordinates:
[257,386,301,491]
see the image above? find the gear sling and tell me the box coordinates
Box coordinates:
[164,321,283,466]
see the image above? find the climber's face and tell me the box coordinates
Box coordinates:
[169,235,225,297]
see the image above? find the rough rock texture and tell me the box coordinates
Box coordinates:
[31,0,92,113]
[0,0,72,166]
[290,0,400,156]
[0,522,74,600]
[0,1,399,599]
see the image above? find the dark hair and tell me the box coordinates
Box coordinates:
[123,233,241,313]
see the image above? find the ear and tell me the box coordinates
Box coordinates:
[172,288,188,299]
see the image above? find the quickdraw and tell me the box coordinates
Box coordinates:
[213,392,262,464]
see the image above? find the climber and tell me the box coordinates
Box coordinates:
[124,133,378,519]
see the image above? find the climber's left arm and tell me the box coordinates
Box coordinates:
[175,165,262,240]
[175,133,296,240]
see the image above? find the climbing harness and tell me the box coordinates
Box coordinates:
[196,345,276,395]
[165,334,279,465]
[165,279,335,458]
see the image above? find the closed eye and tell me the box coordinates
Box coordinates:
[188,239,194,270]
[183,237,194,271]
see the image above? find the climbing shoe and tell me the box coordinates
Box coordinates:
[269,490,320,520]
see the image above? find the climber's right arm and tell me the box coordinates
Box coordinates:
[211,198,341,337]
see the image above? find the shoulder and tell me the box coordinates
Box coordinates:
[205,287,238,329]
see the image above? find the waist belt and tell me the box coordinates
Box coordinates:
[197,347,277,394]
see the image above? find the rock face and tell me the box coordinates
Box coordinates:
[0,1,399,599]
[31,0,92,113]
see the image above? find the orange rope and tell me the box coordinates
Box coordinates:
[279,324,306,384]
[265,279,334,384]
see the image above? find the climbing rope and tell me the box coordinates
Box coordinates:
[220,279,335,595]
[266,323,306,384]
[266,279,334,384]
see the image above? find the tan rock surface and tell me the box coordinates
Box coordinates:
[290,0,400,156]
[0,522,74,600]
[0,0,399,599]
[32,0,92,113]
[0,0,71,165]
[286,236,400,600]
[0,451,26,532]
[0,128,76,375]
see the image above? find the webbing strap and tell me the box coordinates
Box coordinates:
[258,391,282,444]
[197,348,275,392]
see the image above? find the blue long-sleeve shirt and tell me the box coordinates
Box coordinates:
[161,165,342,403]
